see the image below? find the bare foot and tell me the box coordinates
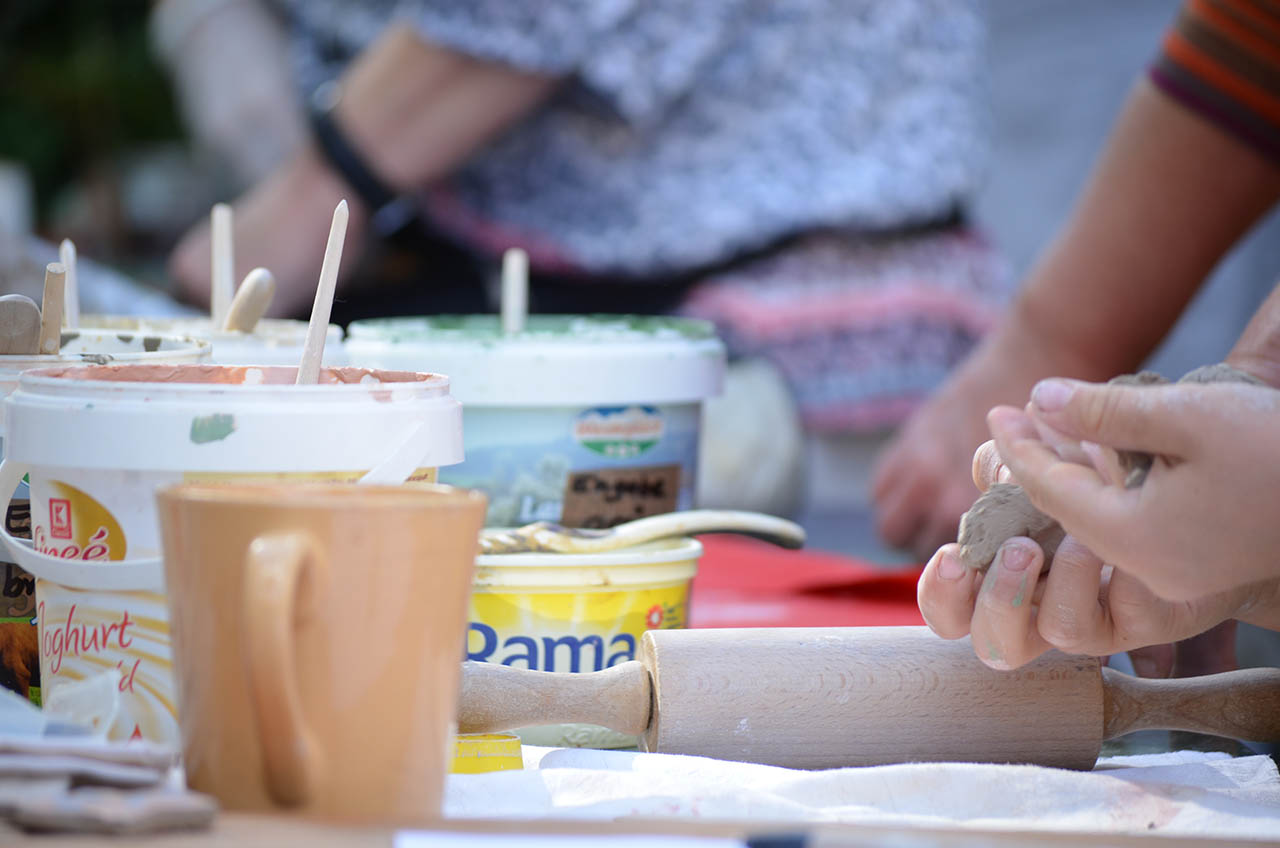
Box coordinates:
[169,146,369,318]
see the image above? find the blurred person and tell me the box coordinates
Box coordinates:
[874,0,1280,561]
[161,1,1009,514]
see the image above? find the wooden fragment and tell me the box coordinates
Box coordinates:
[295,200,346,385]
[0,295,41,355]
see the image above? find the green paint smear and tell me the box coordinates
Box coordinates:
[987,641,1003,662]
[190,413,235,444]
[1011,573,1028,607]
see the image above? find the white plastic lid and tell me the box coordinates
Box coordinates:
[5,364,462,471]
[345,315,726,406]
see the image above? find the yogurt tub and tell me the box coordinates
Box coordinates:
[346,316,725,527]
[0,331,210,709]
[80,315,346,366]
[466,536,700,748]
[0,363,462,745]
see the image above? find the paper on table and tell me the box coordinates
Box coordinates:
[396,835,745,848]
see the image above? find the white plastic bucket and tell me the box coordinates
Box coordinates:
[466,537,700,748]
[0,363,462,745]
[0,331,209,709]
[346,316,725,527]
[79,315,345,366]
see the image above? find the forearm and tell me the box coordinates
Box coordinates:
[332,25,559,192]
[995,79,1280,379]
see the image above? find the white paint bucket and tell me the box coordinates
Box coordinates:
[0,331,209,708]
[0,363,462,745]
[466,537,700,748]
[346,316,725,527]
[80,315,345,366]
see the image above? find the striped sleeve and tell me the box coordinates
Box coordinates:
[1151,0,1280,160]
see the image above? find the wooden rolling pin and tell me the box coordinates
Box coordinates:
[458,626,1280,770]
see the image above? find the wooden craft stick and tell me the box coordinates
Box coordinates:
[38,263,66,355]
[210,203,234,325]
[295,200,347,384]
[59,238,79,329]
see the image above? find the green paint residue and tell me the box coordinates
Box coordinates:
[190,413,235,444]
[987,641,1003,663]
[348,314,718,343]
[1011,573,1028,607]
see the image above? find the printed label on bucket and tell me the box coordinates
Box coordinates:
[1,499,39,705]
[573,406,664,459]
[35,581,175,742]
[466,582,686,672]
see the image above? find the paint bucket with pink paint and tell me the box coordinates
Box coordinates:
[0,363,462,745]
[0,331,210,710]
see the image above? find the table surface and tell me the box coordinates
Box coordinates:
[5,812,1279,848]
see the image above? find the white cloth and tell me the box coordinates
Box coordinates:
[445,747,1280,840]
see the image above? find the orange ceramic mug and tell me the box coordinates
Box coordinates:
[156,482,486,824]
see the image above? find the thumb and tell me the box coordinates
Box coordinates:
[1028,378,1193,456]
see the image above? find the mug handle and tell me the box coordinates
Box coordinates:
[0,459,164,591]
[243,531,325,806]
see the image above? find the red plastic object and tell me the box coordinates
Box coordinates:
[689,535,925,629]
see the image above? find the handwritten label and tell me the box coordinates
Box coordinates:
[559,464,680,528]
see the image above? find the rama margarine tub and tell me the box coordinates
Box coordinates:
[345,316,726,527]
[467,536,701,748]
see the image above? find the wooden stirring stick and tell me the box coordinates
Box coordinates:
[38,263,66,355]
[222,268,276,333]
[501,247,528,335]
[210,203,234,326]
[0,295,42,355]
[59,239,79,329]
[295,200,348,384]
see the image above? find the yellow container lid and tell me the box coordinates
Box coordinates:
[451,733,523,774]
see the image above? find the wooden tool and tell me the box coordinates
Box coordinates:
[295,200,347,385]
[59,238,79,329]
[0,294,42,355]
[222,267,275,332]
[37,262,66,355]
[210,203,234,326]
[458,626,1280,770]
[478,509,806,555]
[501,247,528,335]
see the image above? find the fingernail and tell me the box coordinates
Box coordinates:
[1032,379,1073,412]
[997,542,1033,573]
[1130,655,1160,679]
[938,551,965,580]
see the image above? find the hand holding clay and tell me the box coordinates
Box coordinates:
[918,395,1280,670]
[993,377,1280,604]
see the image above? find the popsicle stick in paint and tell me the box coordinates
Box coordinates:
[210,203,235,326]
[0,294,41,355]
[295,200,347,385]
[38,262,66,355]
[501,247,528,335]
[59,238,79,329]
[222,267,275,332]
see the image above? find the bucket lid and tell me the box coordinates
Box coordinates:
[80,315,343,349]
[4,364,462,471]
[0,330,211,435]
[345,315,725,406]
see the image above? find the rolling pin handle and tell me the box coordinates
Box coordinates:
[1102,665,1280,741]
[457,659,652,737]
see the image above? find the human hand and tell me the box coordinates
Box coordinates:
[917,417,1267,670]
[1003,378,1280,602]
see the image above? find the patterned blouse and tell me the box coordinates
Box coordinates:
[271,0,1008,432]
